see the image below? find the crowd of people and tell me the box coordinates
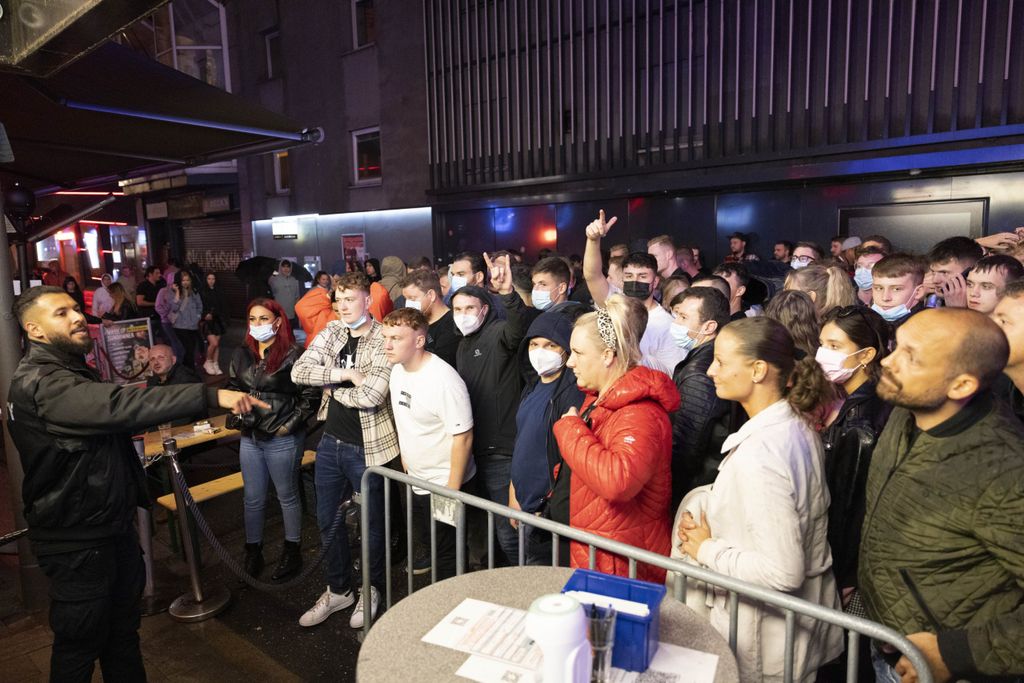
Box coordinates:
[10,216,1024,683]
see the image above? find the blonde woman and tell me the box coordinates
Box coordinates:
[552,294,679,583]
[785,264,856,319]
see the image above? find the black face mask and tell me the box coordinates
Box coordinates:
[622,280,651,299]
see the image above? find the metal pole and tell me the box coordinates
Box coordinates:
[163,439,230,622]
[0,189,48,611]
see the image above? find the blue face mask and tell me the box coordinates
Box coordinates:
[449,275,468,293]
[249,323,276,342]
[853,267,874,290]
[532,288,553,311]
[669,322,698,351]
[871,302,910,323]
[344,314,368,330]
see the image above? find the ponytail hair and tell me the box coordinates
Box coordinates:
[575,293,647,374]
[726,316,835,417]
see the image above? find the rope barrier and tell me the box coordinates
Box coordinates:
[169,463,352,593]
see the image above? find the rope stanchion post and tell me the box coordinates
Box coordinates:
[163,438,231,622]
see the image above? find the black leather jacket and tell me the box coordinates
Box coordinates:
[670,340,740,509]
[7,342,214,547]
[821,380,891,588]
[227,343,319,440]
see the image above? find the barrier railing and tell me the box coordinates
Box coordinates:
[360,465,931,683]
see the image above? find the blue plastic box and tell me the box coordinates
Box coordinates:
[561,568,666,672]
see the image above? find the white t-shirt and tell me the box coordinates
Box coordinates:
[389,353,475,494]
[640,303,688,376]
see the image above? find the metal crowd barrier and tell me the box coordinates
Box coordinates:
[361,466,932,683]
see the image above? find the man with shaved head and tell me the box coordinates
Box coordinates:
[860,308,1024,682]
[6,286,266,682]
[147,343,202,426]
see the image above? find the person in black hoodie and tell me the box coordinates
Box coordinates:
[509,308,586,566]
[228,298,320,582]
[452,253,529,564]
[668,287,738,510]
[816,306,892,611]
[7,286,265,683]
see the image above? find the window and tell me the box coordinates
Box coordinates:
[353,0,376,48]
[264,30,282,79]
[352,127,382,185]
[273,151,291,194]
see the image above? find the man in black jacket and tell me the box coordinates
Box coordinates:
[6,286,264,683]
[668,287,737,510]
[451,254,528,564]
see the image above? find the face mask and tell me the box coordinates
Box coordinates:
[344,314,368,330]
[249,323,276,342]
[405,299,422,311]
[622,280,651,299]
[529,348,565,377]
[871,302,910,323]
[853,267,874,290]
[450,275,468,293]
[790,258,810,270]
[455,312,484,336]
[532,288,553,310]
[669,322,699,351]
[815,346,865,384]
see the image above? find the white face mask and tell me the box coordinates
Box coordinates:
[529,348,565,377]
[450,275,468,293]
[815,346,866,384]
[344,314,368,330]
[249,323,276,342]
[531,288,554,311]
[454,311,484,336]
[405,299,422,311]
[669,322,699,351]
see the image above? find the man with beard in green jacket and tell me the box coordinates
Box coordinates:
[860,307,1024,682]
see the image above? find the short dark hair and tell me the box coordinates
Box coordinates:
[531,256,571,285]
[861,234,893,254]
[831,235,845,244]
[336,271,371,294]
[713,261,750,287]
[279,259,293,269]
[873,253,927,283]
[621,251,659,274]
[383,308,429,334]
[927,236,983,267]
[1003,280,1024,300]
[691,274,732,299]
[145,265,161,277]
[670,287,731,330]
[775,240,795,250]
[794,241,826,260]
[14,285,67,325]
[452,251,486,276]
[854,245,887,260]
[511,264,534,294]
[401,270,442,298]
[970,254,1024,282]
[820,305,892,382]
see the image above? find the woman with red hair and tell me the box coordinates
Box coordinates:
[227,298,320,581]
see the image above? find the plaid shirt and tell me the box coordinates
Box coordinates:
[291,319,399,466]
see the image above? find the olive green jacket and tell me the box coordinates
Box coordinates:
[859,395,1024,678]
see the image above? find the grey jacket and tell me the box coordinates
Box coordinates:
[171,292,203,330]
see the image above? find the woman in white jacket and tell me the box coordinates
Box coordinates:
[675,316,843,682]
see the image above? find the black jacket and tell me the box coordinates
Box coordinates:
[670,340,737,509]
[821,380,891,589]
[454,287,529,457]
[227,343,319,440]
[7,342,216,547]
[147,363,203,426]
[200,285,228,324]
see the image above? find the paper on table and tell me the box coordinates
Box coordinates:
[422,598,542,669]
[456,641,717,683]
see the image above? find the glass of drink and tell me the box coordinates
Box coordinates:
[587,605,616,683]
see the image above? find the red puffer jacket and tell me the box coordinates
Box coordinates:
[552,366,680,583]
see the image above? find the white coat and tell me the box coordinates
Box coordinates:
[670,399,844,683]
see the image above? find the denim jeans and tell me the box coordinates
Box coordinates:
[36,533,146,683]
[160,321,185,360]
[315,434,385,593]
[870,641,903,683]
[475,453,518,565]
[239,432,303,544]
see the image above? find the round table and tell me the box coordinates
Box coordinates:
[357,566,738,682]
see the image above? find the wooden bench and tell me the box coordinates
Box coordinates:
[156,450,317,513]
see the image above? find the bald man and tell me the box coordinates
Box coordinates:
[6,286,266,683]
[147,343,201,387]
[859,308,1024,682]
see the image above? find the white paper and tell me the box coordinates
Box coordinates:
[563,590,650,617]
[422,598,542,669]
[455,641,718,683]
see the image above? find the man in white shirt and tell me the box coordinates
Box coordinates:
[382,308,474,580]
[582,210,687,375]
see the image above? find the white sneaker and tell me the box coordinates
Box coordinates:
[298,586,356,627]
[213,362,224,375]
[348,586,380,629]
[203,360,216,375]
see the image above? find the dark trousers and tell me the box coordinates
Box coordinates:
[36,532,147,683]
[173,327,201,369]
[411,493,457,580]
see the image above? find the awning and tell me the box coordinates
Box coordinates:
[0,41,321,190]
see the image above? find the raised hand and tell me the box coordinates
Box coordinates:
[941,272,968,308]
[483,252,513,295]
[585,209,618,241]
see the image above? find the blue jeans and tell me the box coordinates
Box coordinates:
[870,641,903,683]
[239,432,303,544]
[315,434,385,593]
[160,321,185,361]
[476,454,519,565]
